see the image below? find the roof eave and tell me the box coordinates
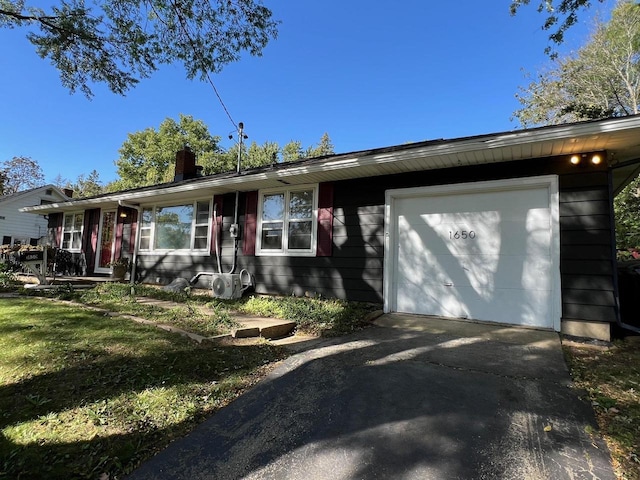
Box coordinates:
[20,115,640,214]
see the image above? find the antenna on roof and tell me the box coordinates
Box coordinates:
[234,122,248,173]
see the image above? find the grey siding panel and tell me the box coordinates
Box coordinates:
[332,245,384,258]
[563,289,616,306]
[561,259,613,275]
[561,245,612,260]
[562,303,617,322]
[136,159,619,326]
[562,274,614,291]
[558,173,617,325]
[560,189,609,202]
[560,230,611,246]
[560,215,611,230]
[559,200,610,216]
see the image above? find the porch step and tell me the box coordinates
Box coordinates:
[232,315,297,339]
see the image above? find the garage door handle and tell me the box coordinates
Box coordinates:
[444,282,453,287]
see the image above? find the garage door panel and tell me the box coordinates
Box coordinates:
[395,282,552,327]
[398,216,551,257]
[402,189,549,217]
[389,179,559,330]
[398,253,552,289]
[396,282,470,319]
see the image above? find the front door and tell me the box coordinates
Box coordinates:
[95,210,116,273]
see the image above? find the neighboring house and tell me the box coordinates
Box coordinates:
[0,185,70,246]
[21,116,640,341]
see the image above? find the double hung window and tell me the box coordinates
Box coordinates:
[139,200,211,252]
[257,186,317,256]
[62,212,84,251]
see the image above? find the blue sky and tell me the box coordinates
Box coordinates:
[0,1,617,185]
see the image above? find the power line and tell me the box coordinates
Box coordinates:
[202,70,237,130]
[168,0,238,130]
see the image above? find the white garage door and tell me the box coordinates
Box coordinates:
[384,177,561,330]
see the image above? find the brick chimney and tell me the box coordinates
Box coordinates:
[174,146,197,182]
[63,188,73,198]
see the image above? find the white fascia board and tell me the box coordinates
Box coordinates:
[3,185,68,208]
[21,116,640,214]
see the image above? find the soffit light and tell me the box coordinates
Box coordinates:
[569,153,604,166]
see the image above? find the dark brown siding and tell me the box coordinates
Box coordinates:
[135,154,619,325]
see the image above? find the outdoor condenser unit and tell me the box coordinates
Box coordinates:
[210,273,244,299]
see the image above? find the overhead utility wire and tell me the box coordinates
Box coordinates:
[168,0,238,130]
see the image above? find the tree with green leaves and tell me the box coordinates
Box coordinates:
[68,170,104,198]
[513,1,640,127]
[281,140,303,163]
[510,0,607,56]
[246,141,279,168]
[111,114,225,190]
[305,132,335,158]
[615,176,640,250]
[0,0,278,97]
[232,135,335,168]
[0,156,45,195]
[514,1,640,251]
[112,117,335,189]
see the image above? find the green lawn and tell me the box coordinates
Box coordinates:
[9,283,634,479]
[564,340,640,480]
[30,282,379,338]
[0,296,287,479]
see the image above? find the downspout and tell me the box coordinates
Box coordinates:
[118,200,141,293]
[607,170,640,335]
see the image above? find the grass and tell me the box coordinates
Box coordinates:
[0,283,377,478]
[26,282,379,338]
[0,296,287,479]
[564,339,640,480]
[216,294,378,336]
[3,279,639,478]
[43,283,239,337]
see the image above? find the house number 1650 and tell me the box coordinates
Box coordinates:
[449,230,476,240]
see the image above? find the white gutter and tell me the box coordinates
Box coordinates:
[20,115,640,215]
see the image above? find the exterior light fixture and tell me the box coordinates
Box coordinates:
[119,211,128,218]
[570,155,581,165]
[591,154,602,165]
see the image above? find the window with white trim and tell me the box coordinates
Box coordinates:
[62,212,84,251]
[256,186,317,256]
[139,200,212,252]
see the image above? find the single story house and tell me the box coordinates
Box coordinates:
[22,115,640,341]
[1,184,70,246]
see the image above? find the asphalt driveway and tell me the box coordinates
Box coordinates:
[127,314,615,480]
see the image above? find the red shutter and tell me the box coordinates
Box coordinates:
[212,195,224,255]
[243,191,258,256]
[50,213,63,247]
[129,209,138,254]
[88,209,101,273]
[317,182,334,257]
[114,207,125,260]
